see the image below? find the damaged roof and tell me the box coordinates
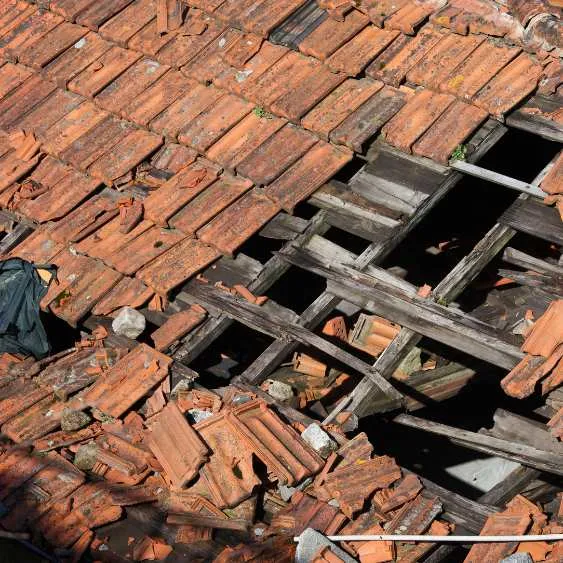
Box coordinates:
[0,0,559,327]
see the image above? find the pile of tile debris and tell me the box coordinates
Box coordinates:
[0,323,561,563]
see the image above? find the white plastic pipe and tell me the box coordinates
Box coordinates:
[294,534,563,543]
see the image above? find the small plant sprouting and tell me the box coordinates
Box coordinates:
[451,144,467,162]
[253,106,273,119]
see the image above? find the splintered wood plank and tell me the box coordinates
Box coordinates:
[88,129,163,184]
[197,188,281,256]
[266,142,353,212]
[137,237,221,295]
[330,86,407,152]
[95,58,169,115]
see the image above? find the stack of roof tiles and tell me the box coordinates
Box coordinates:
[0,0,559,329]
[0,339,561,561]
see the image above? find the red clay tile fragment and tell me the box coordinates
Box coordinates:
[170,173,252,234]
[299,9,369,60]
[266,141,352,212]
[541,151,563,195]
[386,493,442,534]
[151,305,207,351]
[412,100,488,164]
[327,25,399,76]
[302,78,383,140]
[146,401,208,487]
[137,237,221,295]
[197,188,281,255]
[382,89,455,153]
[236,124,318,185]
[473,53,544,118]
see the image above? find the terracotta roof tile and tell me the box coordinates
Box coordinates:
[1,394,59,442]
[213,0,260,26]
[87,128,163,184]
[441,41,521,100]
[0,9,62,62]
[137,237,221,294]
[9,228,63,263]
[67,44,142,97]
[382,89,455,152]
[197,188,281,255]
[301,77,383,140]
[236,124,318,186]
[169,173,253,233]
[541,151,563,195]
[127,17,176,55]
[0,74,57,131]
[75,0,136,31]
[266,141,353,212]
[43,31,112,88]
[18,22,88,70]
[177,93,253,152]
[214,41,288,97]
[330,85,407,152]
[384,2,434,34]
[99,0,156,47]
[0,3,36,38]
[157,14,226,68]
[149,83,224,140]
[239,0,309,37]
[385,494,442,534]
[366,26,443,87]
[95,58,169,116]
[473,53,543,117]
[42,100,109,157]
[298,9,369,60]
[406,33,485,89]
[0,447,47,499]
[269,60,346,122]
[107,225,186,275]
[146,401,208,486]
[48,194,119,243]
[326,26,399,76]
[356,0,409,27]
[205,111,286,172]
[412,100,488,164]
[0,378,52,426]
[124,70,191,126]
[151,305,207,351]
[50,0,99,21]
[221,32,262,69]
[0,61,32,100]
[91,276,154,315]
[144,159,221,226]
[151,142,198,173]
[0,150,40,191]
[81,343,172,418]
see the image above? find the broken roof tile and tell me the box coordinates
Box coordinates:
[269,61,346,122]
[87,128,163,185]
[67,45,142,98]
[386,493,442,534]
[197,188,281,255]
[144,159,221,226]
[407,33,485,89]
[441,41,521,100]
[137,236,221,295]
[151,305,207,351]
[81,343,172,418]
[326,26,399,76]
[541,151,563,195]
[127,16,175,54]
[205,111,286,172]
[366,26,443,87]
[356,0,409,27]
[146,401,208,487]
[95,58,169,116]
[472,53,543,118]
[177,93,254,152]
[299,8,369,60]
[412,100,488,164]
[0,378,52,426]
[266,141,353,212]
[169,173,253,234]
[91,276,154,316]
[149,83,224,140]
[18,21,88,70]
[108,225,186,276]
[43,31,112,88]
[124,70,191,126]
[381,89,455,153]
[99,0,156,47]
[236,124,318,186]
[301,78,383,140]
